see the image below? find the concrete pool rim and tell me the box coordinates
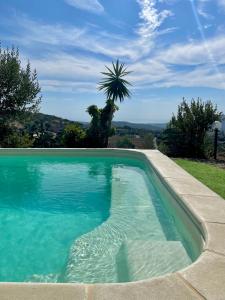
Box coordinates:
[0,148,225,300]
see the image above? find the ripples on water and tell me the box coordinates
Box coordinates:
[0,156,193,283]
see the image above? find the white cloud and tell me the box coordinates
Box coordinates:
[6,17,137,60]
[129,34,225,89]
[136,0,173,38]
[196,0,225,17]
[29,35,225,94]
[196,0,212,19]
[31,53,106,82]
[156,35,225,66]
[40,79,97,93]
[6,13,174,61]
[5,3,225,95]
[131,0,174,59]
[64,0,104,14]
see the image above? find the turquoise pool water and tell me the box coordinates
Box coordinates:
[0,155,196,283]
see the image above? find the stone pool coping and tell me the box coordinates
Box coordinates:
[0,148,225,300]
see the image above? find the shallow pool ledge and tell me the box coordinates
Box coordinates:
[0,148,225,300]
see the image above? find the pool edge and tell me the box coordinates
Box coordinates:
[0,148,225,299]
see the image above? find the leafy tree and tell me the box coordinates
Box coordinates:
[116,137,135,149]
[86,105,101,147]
[99,99,118,147]
[87,60,131,147]
[143,133,154,149]
[62,124,86,148]
[33,131,56,148]
[87,101,118,147]
[26,120,55,148]
[1,129,34,148]
[0,45,41,145]
[161,98,222,158]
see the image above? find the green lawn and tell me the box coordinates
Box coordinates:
[174,159,225,200]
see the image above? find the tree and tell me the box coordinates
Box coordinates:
[143,133,154,149]
[0,45,41,145]
[99,60,131,102]
[116,137,135,149]
[62,124,86,148]
[161,98,222,158]
[86,105,101,147]
[26,120,55,148]
[86,101,118,147]
[87,60,131,147]
[3,131,34,148]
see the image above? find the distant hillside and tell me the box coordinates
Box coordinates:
[80,121,166,131]
[112,121,167,131]
[30,113,80,133]
[28,113,167,133]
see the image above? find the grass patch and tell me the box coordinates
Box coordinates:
[174,159,225,200]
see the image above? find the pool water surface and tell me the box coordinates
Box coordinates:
[0,155,195,283]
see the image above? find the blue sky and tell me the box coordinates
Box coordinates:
[0,0,225,123]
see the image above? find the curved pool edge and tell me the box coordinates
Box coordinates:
[0,148,225,299]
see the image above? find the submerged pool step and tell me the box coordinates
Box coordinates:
[116,240,192,282]
[63,205,168,283]
[64,235,191,283]
[63,166,191,283]
[63,222,124,283]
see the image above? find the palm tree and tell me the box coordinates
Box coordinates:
[99,60,132,102]
[98,60,132,147]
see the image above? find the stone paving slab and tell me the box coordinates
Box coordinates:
[89,274,203,300]
[0,283,86,300]
[179,251,225,300]
[204,222,225,256]
[164,177,219,197]
[143,151,192,179]
[179,194,225,223]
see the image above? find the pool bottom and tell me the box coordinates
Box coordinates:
[64,166,192,283]
[0,153,197,283]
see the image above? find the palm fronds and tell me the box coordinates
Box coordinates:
[99,60,132,102]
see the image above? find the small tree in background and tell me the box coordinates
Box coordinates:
[30,121,55,148]
[62,124,86,148]
[0,45,41,146]
[160,98,222,158]
[86,105,102,147]
[86,101,118,147]
[143,133,154,149]
[4,131,34,148]
[116,137,135,149]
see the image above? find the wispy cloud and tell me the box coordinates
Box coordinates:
[196,0,212,19]
[156,35,225,66]
[132,0,174,59]
[137,0,173,38]
[3,2,225,95]
[64,0,104,14]
[4,11,173,62]
[196,0,225,18]
[30,52,106,82]
[2,0,174,63]
[40,79,98,93]
[29,34,225,94]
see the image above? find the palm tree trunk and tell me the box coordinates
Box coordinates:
[100,99,116,148]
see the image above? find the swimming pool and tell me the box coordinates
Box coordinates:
[0,149,202,283]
